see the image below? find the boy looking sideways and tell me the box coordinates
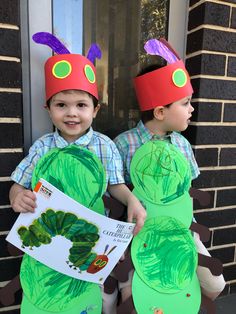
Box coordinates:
[114,39,225,310]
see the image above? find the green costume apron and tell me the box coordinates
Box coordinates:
[130,140,201,314]
[19,145,106,314]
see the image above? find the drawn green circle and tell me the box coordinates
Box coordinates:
[172,68,187,87]
[84,64,96,83]
[130,140,191,205]
[52,60,72,79]
[21,255,102,313]
[131,216,198,293]
[31,145,106,213]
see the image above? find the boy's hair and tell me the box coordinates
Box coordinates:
[137,64,171,124]
[46,90,99,108]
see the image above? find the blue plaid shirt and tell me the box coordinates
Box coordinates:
[114,120,200,184]
[11,127,124,189]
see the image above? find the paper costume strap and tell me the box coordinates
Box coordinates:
[134,38,193,111]
[32,32,102,101]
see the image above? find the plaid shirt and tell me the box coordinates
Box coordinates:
[114,120,200,184]
[11,127,124,189]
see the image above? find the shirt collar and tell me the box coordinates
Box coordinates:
[136,120,173,143]
[53,127,93,148]
[136,120,152,144]
[152,132,172,141]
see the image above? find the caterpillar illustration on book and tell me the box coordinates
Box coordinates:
[18,207,116,275]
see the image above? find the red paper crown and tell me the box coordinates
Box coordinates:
[45,54,98,101]
[134,39,193,111]
[32,32,102,101]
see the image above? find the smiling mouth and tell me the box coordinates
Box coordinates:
[65,121,80,125]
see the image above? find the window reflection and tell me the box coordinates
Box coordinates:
[84,0,169,138]
[53,0,83,54]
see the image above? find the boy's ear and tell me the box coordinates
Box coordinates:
[153,106,164,121]
[93,103,101,118]
[45,104,51,115]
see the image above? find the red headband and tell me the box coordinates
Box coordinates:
[133,39,193,111]
[45,54,98,101]
[32,32,101,101]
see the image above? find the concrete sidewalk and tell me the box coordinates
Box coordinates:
[200,293,236,314]
[215,294,236,314]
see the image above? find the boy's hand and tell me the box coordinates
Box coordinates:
[127,195,146,236]
[10,183,36,213]
[107,183,146,236]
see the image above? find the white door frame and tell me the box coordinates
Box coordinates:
[168,0,189,60]
[20,0,53,151]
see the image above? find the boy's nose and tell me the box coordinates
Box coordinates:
[189,104,194,113]
[66,107,77,116]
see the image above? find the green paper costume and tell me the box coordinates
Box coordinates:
[130,140,201,314]
[19,145,106,313]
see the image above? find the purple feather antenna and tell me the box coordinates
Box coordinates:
[32,32,71,55]
[159,38,180,60]
[144,38,179,64]
[86,43,102,64]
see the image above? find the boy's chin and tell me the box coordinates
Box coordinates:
[178,125,188,132]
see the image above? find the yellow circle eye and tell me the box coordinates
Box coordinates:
[94,259,102,266]
[99,261,107,268]
[172,69,187,88]
[84,64,96,83]
[52,60,72,79]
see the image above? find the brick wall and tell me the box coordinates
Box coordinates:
[0,0,23,313]
[184,0,236,295]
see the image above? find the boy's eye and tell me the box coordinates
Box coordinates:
[56,103,65,108]
[184,100,191,106]
[77,103,87,108]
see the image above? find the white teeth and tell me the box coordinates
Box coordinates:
[65,122,78,125]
